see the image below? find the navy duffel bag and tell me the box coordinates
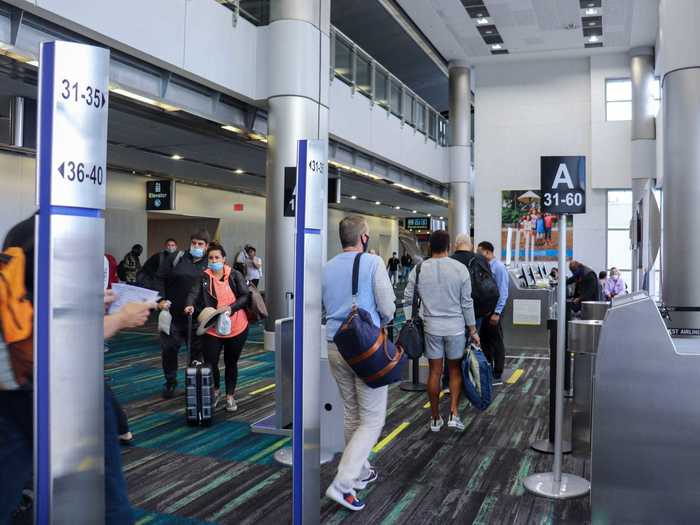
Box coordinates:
[333,253,406,388]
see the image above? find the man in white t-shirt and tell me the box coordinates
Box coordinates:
[237,245,262,287]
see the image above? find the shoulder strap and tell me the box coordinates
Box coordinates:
[411,263,422,317]
[351,252,363,304]
[173,250,185,268]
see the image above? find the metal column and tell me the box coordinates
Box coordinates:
[629,47,657,292]
[657,0,700,330]
[448,61,471,239]
[264,0,330,351]
[35,41,110,523]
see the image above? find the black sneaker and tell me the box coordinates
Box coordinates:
[492,374,503,386]
[162,383,177,399]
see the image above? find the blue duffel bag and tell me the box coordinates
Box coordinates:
[333,253,407,388]
[461,344,493,411]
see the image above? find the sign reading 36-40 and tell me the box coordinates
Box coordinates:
[41,42,110,210]
[540,156,586,214]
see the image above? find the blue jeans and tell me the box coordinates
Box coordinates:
[0,390,134,524]
[0,391,33,525]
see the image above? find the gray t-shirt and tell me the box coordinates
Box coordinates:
[404,256,476,336]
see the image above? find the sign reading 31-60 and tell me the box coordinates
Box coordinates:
[44,42,110,210]
[540,156,586,214]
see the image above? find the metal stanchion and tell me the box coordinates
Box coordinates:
[524,214,590,499]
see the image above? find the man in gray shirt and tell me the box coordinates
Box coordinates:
[404,230,479,432]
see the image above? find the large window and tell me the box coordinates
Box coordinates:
[605,78,661,122]
[607,190,662,298]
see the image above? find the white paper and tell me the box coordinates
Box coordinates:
[108,283,160,315]
[513,299,541,326]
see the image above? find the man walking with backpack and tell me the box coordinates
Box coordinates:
[476,241,510,385]
[155,230,210,399]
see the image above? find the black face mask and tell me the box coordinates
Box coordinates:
[361,235,369,253]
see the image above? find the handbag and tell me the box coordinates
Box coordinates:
[333,253,407,388]
[461,344,493,411]
[246,283,268,322]
[396,263,424,359]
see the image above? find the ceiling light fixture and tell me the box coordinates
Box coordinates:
[234,169,244,174]
[427,214,432,217]
[588,35,599,43]
[350,195,357,200]
[476,17,489,25]
[249,132,268,143]
[395,206,401,210]
[110,87,180,112]
[375,201,381,205]
[171,154,183,160]
[491,44,502,50]
[439,216,444,220]
[412,210,417,214]
[222,125,243,134]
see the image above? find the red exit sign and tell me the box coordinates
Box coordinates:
[233,203,244,212]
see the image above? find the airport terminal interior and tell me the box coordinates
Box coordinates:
[0,0,696,524]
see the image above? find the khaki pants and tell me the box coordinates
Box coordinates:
[327,344,388,493]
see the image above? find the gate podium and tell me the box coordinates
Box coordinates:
[35,42,110,523]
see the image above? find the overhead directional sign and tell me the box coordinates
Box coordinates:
[146,180,175,210]
[540,156,586,214]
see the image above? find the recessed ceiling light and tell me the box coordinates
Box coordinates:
[171,154,183,160]
[375,201,381,205]
[234,169,244,174]
[412,210,417,214]
[476,17,489,25]
[485,30,493,34]
[585,8,598,15]
[588,35,599,43]
[439,216,444,220]
[395,206,401,210]
[350,195,357,200]
[427,214,432,217]
[222,125,243,134]
[491,44,502,50]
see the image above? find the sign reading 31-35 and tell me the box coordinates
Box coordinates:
[540,156,586,214]
[42,42,110,210]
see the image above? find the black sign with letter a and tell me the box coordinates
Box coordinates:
[540,156,586,214]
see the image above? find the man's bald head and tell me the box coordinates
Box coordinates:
[454,233,472,251]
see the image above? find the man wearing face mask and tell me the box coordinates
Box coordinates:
[604,267,626,300]
[567,260,601,311]
[155,230,210,398]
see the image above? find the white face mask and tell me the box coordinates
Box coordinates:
[611,274,619,280]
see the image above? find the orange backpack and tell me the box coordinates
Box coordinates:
[0,247,34,387]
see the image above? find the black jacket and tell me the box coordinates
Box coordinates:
[451,249,477,269]
[186,268,250,316]
[567,265,600,302]
[155,251,208,320]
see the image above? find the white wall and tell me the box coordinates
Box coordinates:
[590,54,632,188]
[0,152,399,287]
[474,58,609,272]
[329,80,449,183]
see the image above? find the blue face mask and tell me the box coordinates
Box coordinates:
[190,246,204,258]
[208,261,224,272]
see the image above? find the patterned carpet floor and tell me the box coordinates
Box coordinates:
[106,319,591,525]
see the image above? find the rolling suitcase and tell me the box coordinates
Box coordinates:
[185,315,214,427]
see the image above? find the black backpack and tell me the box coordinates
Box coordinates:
[467,255,500,318]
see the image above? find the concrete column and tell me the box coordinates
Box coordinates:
[629,47,656,292]
[264,0,330,350]
[448,61,472,241]
[658,0,700,328]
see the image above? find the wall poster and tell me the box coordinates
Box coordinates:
[501,190,573,261]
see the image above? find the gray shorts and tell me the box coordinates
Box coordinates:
[424,333,466,361]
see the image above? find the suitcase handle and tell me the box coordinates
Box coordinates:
[187,312,193,361]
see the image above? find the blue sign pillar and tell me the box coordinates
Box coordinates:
[35,41,110,523]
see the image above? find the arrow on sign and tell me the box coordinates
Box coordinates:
[101,93,106,108]
[58,162,64,178]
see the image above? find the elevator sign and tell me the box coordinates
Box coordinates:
[40,41,110,210]
[540,156,586,214]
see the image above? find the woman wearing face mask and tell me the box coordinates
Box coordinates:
[604,267,626,300]
[185,243,250,412]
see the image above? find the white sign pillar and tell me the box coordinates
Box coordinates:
[35,41,110,522]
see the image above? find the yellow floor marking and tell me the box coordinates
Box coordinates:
[249,383,276,395]
[422,390,446,409]
[506,369,524,384]
[372,421,410,453]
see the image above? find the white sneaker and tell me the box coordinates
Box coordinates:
[430,416,444,432]
[447,413,465,431]
[226,396,238,412]
[325,485,365,511]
